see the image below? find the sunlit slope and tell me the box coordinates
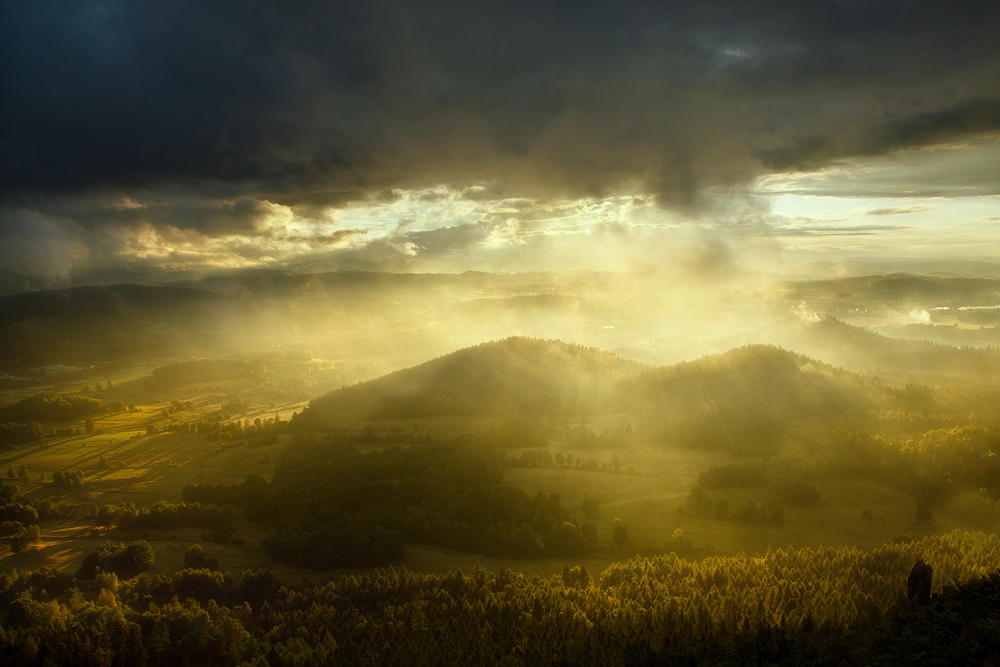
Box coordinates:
[292,340,872,448]
[291,337,642,430]
[620,344,869,452]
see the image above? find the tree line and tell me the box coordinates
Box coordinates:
[0,393,118,423]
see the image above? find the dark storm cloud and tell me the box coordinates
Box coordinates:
[65,198,285,235]
[3,0,999,214]
[758,99,1000,173]
[758,136,1000,198]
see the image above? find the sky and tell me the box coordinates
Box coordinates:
[2,0,998,292]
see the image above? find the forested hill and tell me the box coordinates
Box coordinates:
[290,337,641,430]
[291,340,874,447]
[620,345,871,451]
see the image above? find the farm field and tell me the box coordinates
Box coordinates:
[5,396,993,581]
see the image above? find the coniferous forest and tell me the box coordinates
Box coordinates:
[2,531,999,666]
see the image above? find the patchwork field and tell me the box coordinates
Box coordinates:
[5,401,991,582]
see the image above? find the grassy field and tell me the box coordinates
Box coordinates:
[3,387,996,582]
[0,362,308,577]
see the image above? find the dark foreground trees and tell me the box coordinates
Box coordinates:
[1,531,998,666]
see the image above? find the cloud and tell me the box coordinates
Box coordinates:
[399,222,493,254]
[282,228,367,245]
[0,209,88,279]
[3,0,998,211]
[418,192,450,204]
[771,224,908,237]
[758,100,1000,173]
[862,206,934,216]
[755,137,1000,198]
[33,196,296,237]
[2,1,999,283]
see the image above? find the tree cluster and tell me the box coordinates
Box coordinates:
[507,447,624,473]
[0,393,116,422]
[77,540,155,579]
[0,421,43,446]
[250,436,594,568]
[679,484,785,523]
[96,501,234,534]
[51,470,85,487]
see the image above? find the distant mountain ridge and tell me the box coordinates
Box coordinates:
[0,283,224,324]
[0,284,230,367]
[4,273,997,378]
[785,273,1000,308]
[685,315,1000,376]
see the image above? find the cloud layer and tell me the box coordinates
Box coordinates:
[2,0,999,286]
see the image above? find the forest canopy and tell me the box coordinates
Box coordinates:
[246,435,593,568]
[1,531,998,666]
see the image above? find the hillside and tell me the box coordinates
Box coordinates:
[793,317,1000,375]
[290,337,641,430]
[620,344,870,452]
[291,339,873,454]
